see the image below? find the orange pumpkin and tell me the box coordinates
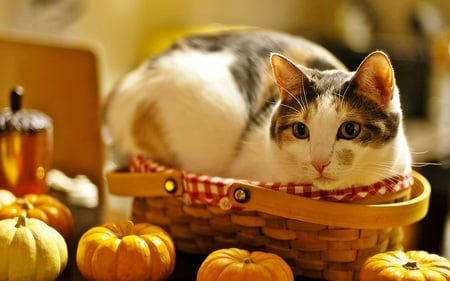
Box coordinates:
[196,248,294,281]
[0,193,74,239]
[76,221,176,281]
[360,250,450,281]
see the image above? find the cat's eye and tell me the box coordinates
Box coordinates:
[338,121,361,140]
[292,122,309,139]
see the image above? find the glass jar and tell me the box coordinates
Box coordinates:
[0,87,53,196]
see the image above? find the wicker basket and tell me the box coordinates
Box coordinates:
[107,159,430,281]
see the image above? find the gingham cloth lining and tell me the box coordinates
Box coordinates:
[130,155,413,206]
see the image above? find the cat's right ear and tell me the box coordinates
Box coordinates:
[350,51,395,108]
[270,53,309,100]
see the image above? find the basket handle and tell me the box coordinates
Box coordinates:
[107,169,430,229]
[106,169,184,197]
[228,171,430,229]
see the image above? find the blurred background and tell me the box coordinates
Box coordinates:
[0,0,448,258]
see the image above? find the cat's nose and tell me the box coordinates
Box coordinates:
[312,159,330,173]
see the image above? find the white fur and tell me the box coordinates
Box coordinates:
[106,49,411,190]
[106,50,249,176]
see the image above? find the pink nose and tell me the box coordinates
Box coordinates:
[312,159,330,173]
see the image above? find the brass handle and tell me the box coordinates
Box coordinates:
[106,170,184,197]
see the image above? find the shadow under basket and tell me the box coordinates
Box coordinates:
[107,165,430,281]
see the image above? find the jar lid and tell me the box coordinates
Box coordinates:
[0,87,52,133]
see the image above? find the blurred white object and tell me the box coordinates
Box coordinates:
[336,1,373,52]
[46,169,99,208]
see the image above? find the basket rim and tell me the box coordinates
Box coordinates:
[107,169,430,229]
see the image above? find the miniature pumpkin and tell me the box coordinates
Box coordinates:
[76,220,176,281]
[0,189,16,209]
[196,248,294,281]
[0,193,74,239]
[360,250,450,281]
[0,214,68,281]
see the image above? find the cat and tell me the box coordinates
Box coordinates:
[103,28,412,191]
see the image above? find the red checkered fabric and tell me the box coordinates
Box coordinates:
[130,155,413,206]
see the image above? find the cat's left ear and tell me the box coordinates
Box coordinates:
[270,53,309,100]
[351,51,395,108]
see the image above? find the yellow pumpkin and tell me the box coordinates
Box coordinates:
[360,250,450,281]
[0,214,68,281]
[0,189,16,209]
[196,248,294,281]
[76,220,176,281]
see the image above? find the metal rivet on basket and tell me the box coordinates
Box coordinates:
[233,187,250,203]
[164,178,177,194]
[219,197,232,210]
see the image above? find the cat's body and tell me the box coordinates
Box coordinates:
[104,29,411,191]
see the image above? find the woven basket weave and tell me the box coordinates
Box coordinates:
[107,158,430,281]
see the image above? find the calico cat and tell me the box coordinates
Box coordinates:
[103,29,412,191]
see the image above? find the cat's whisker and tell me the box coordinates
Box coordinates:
[278,85,306,112]
[300,75,313,111]
[338,77,353,110]
[349,162,404,178]
[279,112,304,119]
[359,158,441,169]
[411,162,441,168]
[287,88,305,111]
[349,165,413,187]
[409,150,433,156]
[279,102,300,113]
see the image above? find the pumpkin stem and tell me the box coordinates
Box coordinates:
[15,213,27,228]
[21,198,34,210]
[243,258,254,264]
[403,261,420,270]
[119,221,134,238]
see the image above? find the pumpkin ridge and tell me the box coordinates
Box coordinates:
[34,227,61,279]
[0,221,15,279]
[116,235,152,281]
[429,262,450,270]
[9,220,38,279]
[422,268,450,281]
[91,238,121,280]
[230,248,250,260]
[197,258,229,280]
[244,262,272,281]
[217,261,245,281]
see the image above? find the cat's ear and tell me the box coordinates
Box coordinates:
[270,53,309,100]
[351,51,395,108]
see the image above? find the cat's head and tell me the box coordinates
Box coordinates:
[270,51,411,190]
